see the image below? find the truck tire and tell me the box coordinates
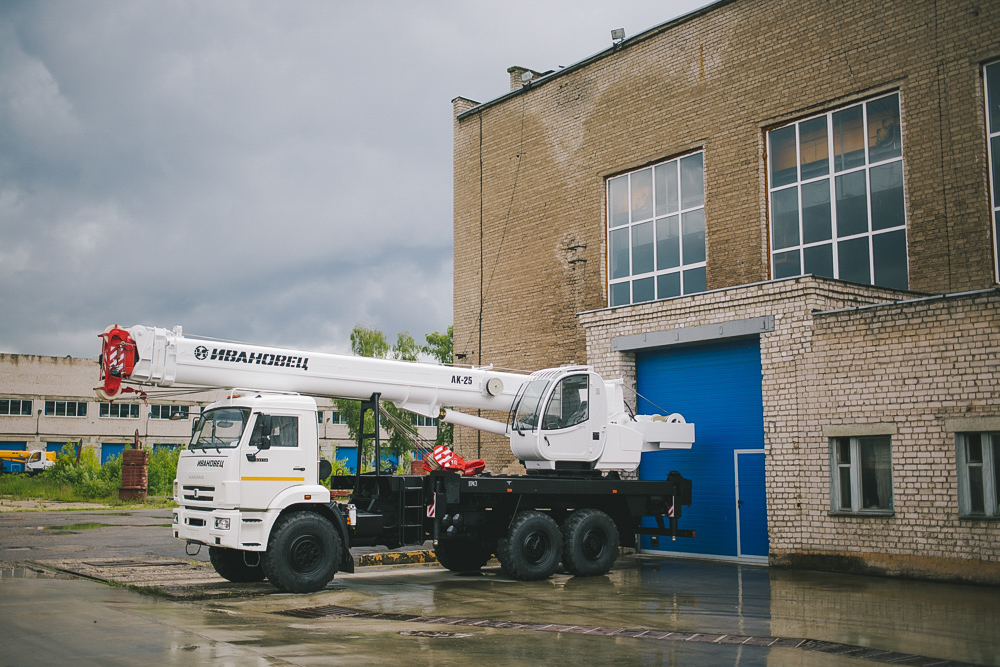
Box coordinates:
[209,546,266,583]
[434,540,493,573]
[496,510,562,581]
[560,509,619,577]
[264,511,341,593]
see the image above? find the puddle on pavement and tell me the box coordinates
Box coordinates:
[32,523,108,531]
[0,566,72,580]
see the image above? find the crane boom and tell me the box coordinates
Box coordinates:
[97,323,694,471]
[97,324,526,419]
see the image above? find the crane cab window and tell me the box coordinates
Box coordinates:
[189,407,251,449]
[542,375,589,430]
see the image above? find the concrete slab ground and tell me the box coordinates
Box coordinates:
[2,509,999,666]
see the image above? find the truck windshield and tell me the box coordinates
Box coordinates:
[189,407,251,449]
[510,380,551,433]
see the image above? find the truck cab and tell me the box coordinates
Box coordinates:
[173,392,331,552]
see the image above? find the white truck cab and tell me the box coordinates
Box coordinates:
[173,392,330,552]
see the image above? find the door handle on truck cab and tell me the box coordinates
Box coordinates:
[293,467,306,471]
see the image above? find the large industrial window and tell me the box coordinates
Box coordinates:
[0,399,32,416]
[150,405,189,420]
[100,402,140,419]
[45,401,88,417]
[956,433,1000,518]
[830,436,894,514]
[607,151,706,307]
[986,62,1000,280]
[768,92,907,289]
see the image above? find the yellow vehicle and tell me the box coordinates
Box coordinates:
[0,450,56,475]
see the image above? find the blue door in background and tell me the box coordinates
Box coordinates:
[101,443,125,465]
[335,446,358,474]
[637,337,768,561]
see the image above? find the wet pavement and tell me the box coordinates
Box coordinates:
[1,509,998,666]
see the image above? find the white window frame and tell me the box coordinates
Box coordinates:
[149,404,189,420]
[829,436,895,515]
[985,61,1000,281]
[606,151,707,307]
[0,399,32,416]
[767,92,908,289]
[45,400,88,417]
[100,402,140,419]
[956,432,1000,518]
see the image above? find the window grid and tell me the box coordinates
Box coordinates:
[830,436,894,514]
[986,62,1000,282]
[45,401,88,417]
[150,405,189,420]
[0,399,32,416]
[100,403,140,419]
[768,92,908,289]
[956,432,1000,518]
[607,151,706,307]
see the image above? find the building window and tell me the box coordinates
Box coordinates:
[768,92,907,289]
[330,411,348,425]
[100,403,140,419]
[45,401,88,417]
[986,62,1000,280]
[607,151,706,307]
[956,433,1000,518]
[830,436,894,514]
[149,405,189,420]
[411,415,439,427]
[0,399,32,416]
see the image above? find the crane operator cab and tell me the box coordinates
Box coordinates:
[508,368,614,470]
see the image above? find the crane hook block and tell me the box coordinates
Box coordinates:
[96,325,137,401]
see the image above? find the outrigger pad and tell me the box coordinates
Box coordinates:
[423,445,485,476]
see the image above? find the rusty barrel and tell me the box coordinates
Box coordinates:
[119,449,149,500]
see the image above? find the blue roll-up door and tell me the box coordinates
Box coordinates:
[637,337,767,560]
[101,443,126,465]
[46,442,67,454]
[335,446,358,474]
[0,442,26,451]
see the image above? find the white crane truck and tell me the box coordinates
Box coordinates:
[96,324,695,593]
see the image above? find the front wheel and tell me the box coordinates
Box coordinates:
[264,511,341,593]
[496,510,562,581]
[560,509,619,577]
[209,546,266,583]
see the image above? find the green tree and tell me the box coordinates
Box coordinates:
[335,325,419,471]
[422,326,453,365]
[422,326,454,446]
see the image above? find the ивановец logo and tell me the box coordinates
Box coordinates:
[194,346,209,360]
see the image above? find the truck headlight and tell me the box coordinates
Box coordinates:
[214,518,231,530]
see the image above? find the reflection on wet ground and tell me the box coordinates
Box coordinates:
[0,537,997,666]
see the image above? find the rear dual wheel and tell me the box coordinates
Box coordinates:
[496,510,562,581]
[560,509,619,577]
[434,539,493,573]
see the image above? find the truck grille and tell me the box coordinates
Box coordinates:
[182,485,215,502]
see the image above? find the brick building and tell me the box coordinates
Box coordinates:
[452,0,1000,582]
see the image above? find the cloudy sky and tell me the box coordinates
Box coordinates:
[0,0,707,359]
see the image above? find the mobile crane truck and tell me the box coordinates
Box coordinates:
[96,324,695,593]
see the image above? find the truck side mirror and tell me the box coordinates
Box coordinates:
[253,415,272,450]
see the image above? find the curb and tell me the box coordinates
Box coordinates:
[354,550,437,568]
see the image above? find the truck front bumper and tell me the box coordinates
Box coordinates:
[173,506,273,551]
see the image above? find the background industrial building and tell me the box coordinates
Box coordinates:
[0,354,437,472]
[451,0,1000,582]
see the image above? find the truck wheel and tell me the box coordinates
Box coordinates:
[264,511,341,593]
[496,510,562,581]
[561,509,619,577]
[209,546,266,583]
[434,540,493,572]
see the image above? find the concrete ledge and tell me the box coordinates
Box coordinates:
[821,423,898,437]
[355,550,437,568]
[770,550,1000,586]
[943,416,1000,433]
